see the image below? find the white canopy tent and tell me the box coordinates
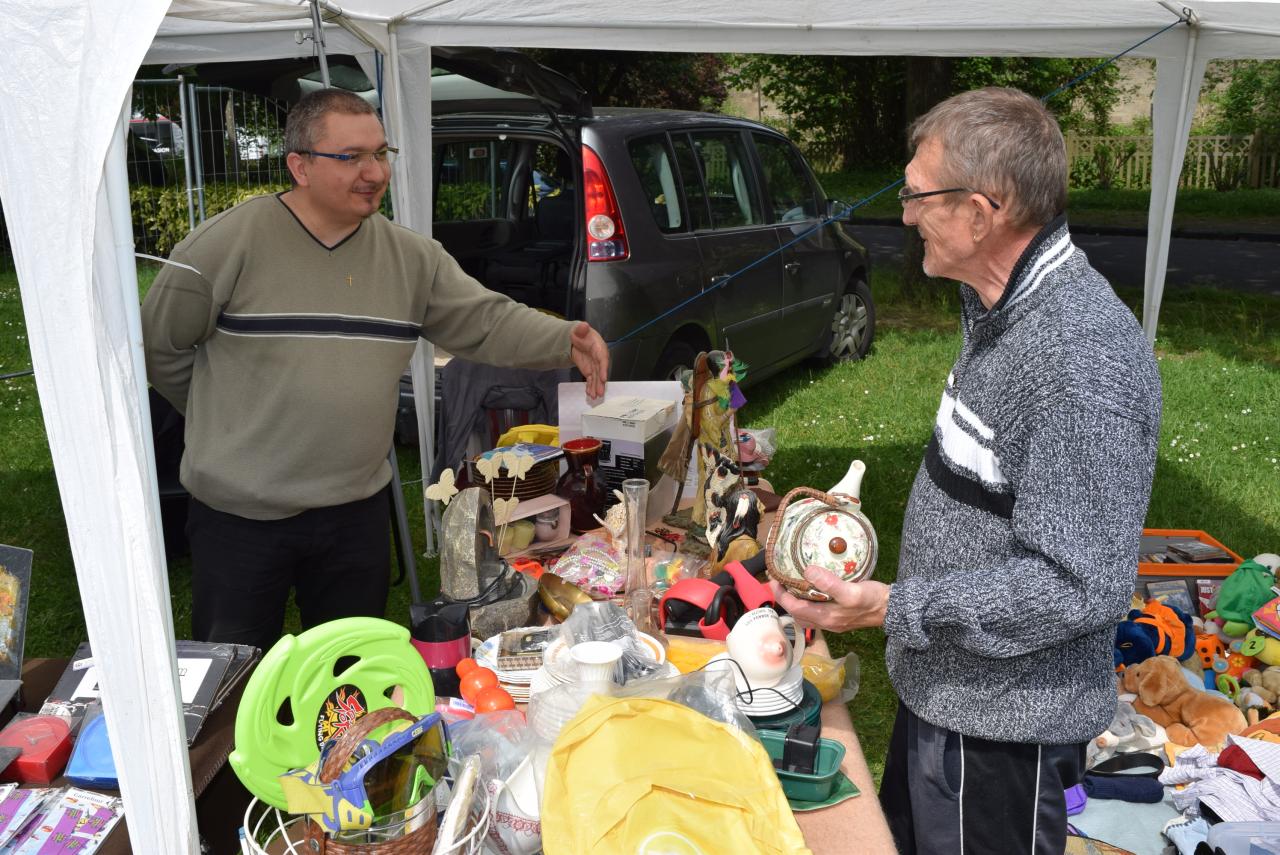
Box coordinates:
[1,0,1278,848]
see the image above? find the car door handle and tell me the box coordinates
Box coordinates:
[784,261,802,274]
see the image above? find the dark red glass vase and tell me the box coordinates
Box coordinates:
[556,437,608,534]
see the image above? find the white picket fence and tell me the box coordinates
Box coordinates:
[1064,133,1280,190]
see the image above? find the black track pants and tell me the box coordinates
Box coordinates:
[879,701,1086,855]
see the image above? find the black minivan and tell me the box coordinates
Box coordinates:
[427,48,875,384]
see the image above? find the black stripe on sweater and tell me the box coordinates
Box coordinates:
[216,313,422,341]
[924,434,1015,520]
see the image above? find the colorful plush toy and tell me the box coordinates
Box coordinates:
[1114,599,1196,669]
[1206,559,1277,637]
[1122,655,1247,749]
[1239,628,1280,667]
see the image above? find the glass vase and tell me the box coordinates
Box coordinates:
[622,477,653,634]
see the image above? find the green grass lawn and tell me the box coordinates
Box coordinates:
[2,259,1278,788]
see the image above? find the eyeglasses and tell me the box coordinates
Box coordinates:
[301,146,399,167]
[898,187,1001,210]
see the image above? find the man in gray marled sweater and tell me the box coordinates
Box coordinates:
[773,88,1161,854]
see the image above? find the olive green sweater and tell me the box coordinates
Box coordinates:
[142,194,574,519]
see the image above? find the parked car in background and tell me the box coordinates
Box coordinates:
[396,47,875,444]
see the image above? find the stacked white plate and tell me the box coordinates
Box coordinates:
[705,653,805,717]
[474,628,540,704]
[528,632,677,697]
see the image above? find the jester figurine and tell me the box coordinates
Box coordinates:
[657,349,748,537]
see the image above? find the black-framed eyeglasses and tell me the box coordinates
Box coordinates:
[898,187,1001,210]
[301,146,399,167]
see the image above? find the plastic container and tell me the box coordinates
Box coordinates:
[757,729,847,803]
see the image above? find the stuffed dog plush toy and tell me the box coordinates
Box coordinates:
[1123,655,1246,749]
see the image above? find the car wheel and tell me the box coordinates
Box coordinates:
[824,278,875,363]
[652,341,699,382]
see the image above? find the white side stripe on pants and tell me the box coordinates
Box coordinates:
[959,734,966,854]
[1030,743,1042,852]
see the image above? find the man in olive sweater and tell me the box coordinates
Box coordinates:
[143,89,608,653]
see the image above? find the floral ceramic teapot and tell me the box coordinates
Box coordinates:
[765,460,878,601]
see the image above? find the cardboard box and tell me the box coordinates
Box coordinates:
[596,429,673,498]
[502,494,573,557]
[581,397,676,444]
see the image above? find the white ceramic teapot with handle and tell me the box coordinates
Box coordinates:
[725,607,807,689]
[765,460,878,601]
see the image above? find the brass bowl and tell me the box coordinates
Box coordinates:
[538,573,593,621]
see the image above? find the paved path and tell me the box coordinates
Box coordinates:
[849,224,1280,297]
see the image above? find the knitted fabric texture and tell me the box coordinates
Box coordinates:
[885,216,1162,744]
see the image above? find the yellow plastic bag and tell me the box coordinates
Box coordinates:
[541,695,811,855]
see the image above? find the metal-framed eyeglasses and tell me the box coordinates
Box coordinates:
[301,146,399,167]
[898,186,1001,210]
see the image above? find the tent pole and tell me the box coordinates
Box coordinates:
[310,0,331,87]
[1143,22,1201,343]
[386,28,441,557]
[97,89,200,855]
[176,75,195,232]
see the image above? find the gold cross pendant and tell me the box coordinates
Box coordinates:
[345,274,354,287]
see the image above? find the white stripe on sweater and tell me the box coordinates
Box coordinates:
[936,390,1007,485]
[1008,238,1075,309]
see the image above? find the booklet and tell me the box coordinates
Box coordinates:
[38,641,238,745]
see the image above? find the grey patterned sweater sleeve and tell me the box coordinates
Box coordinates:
[886,405,1154,658]
[883,217,1162,744]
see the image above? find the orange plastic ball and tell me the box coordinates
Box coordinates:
[460,668,499,704]
[473,686,516,713]
[456,657,480,678]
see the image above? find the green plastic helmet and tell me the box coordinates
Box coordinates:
[230,617,436,808]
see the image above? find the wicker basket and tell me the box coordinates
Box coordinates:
[241,753,493,855]
[241,707,439,855]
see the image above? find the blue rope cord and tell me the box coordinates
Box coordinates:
[606,12,1192,349]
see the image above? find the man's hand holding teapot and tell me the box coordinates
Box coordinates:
[769,566,892,633]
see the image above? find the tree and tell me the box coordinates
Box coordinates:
[726,54,1126,173]
[1204,60,1280,189]
[525,50,728,112]
[727,56,907,170]
[902,58,954,303]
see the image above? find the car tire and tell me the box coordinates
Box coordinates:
[823,278,875,363]
[652,340,699,382]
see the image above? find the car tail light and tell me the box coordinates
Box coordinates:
[582,144,628,261]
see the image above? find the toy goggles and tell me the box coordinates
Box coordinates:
[316,708,449,830]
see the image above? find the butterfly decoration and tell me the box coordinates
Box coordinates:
[501,450,534,480]
[424,468,458,506]
[492,497,519,526]
[474,454,501,483]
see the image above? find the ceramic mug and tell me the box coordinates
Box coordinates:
[725,607,806,689]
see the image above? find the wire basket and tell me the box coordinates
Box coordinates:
[238,759,493,855]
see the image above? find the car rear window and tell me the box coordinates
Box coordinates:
[628,136,685,233]
[688,131,763,230]
[670,135,710,232]
[434,138,516,221]
[753,133,821,223]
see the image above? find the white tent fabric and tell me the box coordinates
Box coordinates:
[2,0,1279,848]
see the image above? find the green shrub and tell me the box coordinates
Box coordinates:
[131,182,289,255]
[435,182,494,222]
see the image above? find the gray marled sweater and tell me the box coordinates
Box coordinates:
[884,216,1162,744]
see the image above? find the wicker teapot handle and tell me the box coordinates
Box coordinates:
[318,706,418,785]
[764,486,861,578]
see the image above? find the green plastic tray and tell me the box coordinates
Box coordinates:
[757,729,847,803]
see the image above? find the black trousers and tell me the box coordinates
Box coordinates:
[879,701,1086,855]
[187,487,392,654]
